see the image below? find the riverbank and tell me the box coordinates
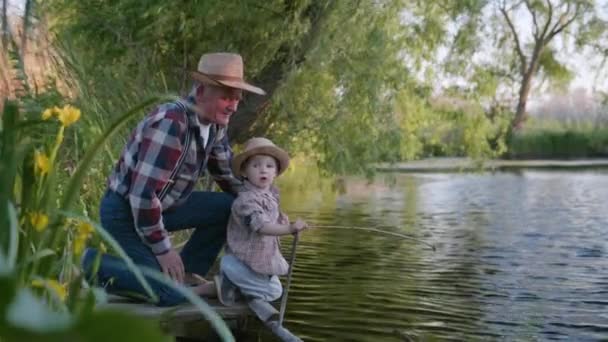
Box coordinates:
[376,158,608,172]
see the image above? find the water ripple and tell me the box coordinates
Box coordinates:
[256,171,608,341]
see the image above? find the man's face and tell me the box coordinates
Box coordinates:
[196,85,242,126]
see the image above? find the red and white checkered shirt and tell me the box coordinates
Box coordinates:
[108,97,242,255]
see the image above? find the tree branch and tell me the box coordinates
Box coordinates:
[524,0,540,41]
[547,3,580,42]
[538,0,554,43]
[227,1,337,143]
[248,3,282,17]
[499,1,527,73]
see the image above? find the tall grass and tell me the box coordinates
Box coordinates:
[1,23,235,341]
[508,118,608,159]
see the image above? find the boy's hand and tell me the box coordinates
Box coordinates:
[278,212,289,225]
[290,218,308,233]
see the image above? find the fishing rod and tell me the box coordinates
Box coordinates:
[309,224,436,251]
[278,223,435,330]
[279,232,299,326]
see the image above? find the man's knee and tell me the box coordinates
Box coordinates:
[216,192,235,219]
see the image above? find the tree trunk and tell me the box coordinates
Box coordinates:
[228,1,335,143]
[512,42,544,131]
[227,56,284,144]
[512,70,533,130]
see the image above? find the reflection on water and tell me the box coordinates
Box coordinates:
[260,170,608,341]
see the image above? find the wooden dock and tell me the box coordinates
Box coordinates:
[98,295,253,340]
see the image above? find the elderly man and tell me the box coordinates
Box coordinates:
[82,52,265,306]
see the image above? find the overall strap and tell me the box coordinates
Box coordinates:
[158,101,192,201]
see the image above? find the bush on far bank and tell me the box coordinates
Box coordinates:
[507,126,608,159]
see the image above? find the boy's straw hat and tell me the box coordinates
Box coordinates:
[190,53,266,95]
[232,137,290,177]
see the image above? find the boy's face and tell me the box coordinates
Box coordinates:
[244,154,278,190]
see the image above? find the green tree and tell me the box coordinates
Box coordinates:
[444,0,606,131]
[46,0,527,172]
[47,0,470,173]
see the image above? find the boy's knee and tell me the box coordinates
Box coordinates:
[267,280,283,302]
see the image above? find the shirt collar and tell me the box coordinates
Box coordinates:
[243,180,273,194]
[181,96,202,129]
[180,96,218,148]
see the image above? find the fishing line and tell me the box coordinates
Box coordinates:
[309,224,436,251]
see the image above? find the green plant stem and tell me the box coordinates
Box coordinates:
[59,212,158,303]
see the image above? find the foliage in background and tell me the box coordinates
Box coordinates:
[44,0,514,177]
[440,0,608,131]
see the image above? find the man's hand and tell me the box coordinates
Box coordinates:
[156,249,185,284]
[289,218,308,233]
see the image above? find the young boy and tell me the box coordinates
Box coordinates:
[215,137,308,341]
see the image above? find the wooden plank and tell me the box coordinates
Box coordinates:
[97,296,251,322]
[94,295,253,339]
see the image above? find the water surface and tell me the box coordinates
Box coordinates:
[256,170,608,341]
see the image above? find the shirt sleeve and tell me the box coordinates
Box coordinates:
[232,193,271,232]
[128,116,185,255]
[206,128,243,195]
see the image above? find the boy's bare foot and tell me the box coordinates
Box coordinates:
[192,281,216,297]
[184,272,209,286]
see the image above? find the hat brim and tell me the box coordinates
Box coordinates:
[232,145,290,178]
[190,71,266,95]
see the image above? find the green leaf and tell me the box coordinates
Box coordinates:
[16,249,56,270]
[58,212,158,303]
[72,310,171,342]
[6,201,19,271]
[5,288,73,333]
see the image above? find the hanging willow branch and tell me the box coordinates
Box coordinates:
[309,224,436,251]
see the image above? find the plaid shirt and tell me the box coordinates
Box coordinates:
[108,97,242,255]
[225,181,289,276]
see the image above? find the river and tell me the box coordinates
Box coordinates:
[249,170,608,341]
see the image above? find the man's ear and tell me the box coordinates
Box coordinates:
[196,84,205,97]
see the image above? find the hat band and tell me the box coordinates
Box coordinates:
[200,73,244,83]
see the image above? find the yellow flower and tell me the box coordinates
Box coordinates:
[77,221,95,236]
[34,150,51,175]
[31,279,67,302]
[30,212,49,232]
[73,221,95,255]
[73,236,87,256]
[56,105,81,127]
[41,108,55,120]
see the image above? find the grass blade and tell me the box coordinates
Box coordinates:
[6,201,19,270]
[140,268,235,342]
[60,211,158,303]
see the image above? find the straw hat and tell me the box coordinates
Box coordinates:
[232,137,290,177]
[190,53,266,95]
